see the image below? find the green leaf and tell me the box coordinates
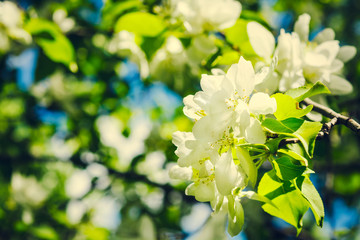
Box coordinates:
[258,171,310,235]
[285,82,331,102]
[140,36,165,60]
[227,196,244,237]
[213,50,240,66]
[115,12,165,37]
[240,10,272,30]
[296,176,324,227]
[262,118,304,134]
[101,0,141,30]
[262,118,322,157]
[278,149,309,166]
[292,121,322,157]
[273,156,306,181]
[265,137,285,154]
[25,18,75,66]
[224,19,256,56]
[272,93,313,120]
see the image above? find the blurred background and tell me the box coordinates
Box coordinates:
[0,0,360,239]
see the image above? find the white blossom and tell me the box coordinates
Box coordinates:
[171,0,241,34]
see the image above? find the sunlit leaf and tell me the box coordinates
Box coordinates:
[115,12,165,37]
[262,118,322,157]
[296,176,324,227]
[272,93,313,120]
[285,82,331,102]
[273,156,306,181]
[25,18,75,66]
[258,170,309,235]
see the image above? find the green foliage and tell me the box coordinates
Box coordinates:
[296,175,325,227]
[262,118,322,157]
[258,170,310,234]
[115,12,166,37]
[272,93,313,120]
[224,19,257,56]
[25,18,75,67]
[273,156,306,181]
[285,82,331,102]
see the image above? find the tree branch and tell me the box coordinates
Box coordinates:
[303,98,360,135]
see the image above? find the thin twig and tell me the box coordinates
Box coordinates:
[303,98,360,135]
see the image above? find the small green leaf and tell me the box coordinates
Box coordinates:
[292,121,322,157]
[285,82,331,102]
[213,50,240,66]
[224,19,256,56]
[262,118,304,134]
[278,149,309,166]
[262,118,322,157]
[266,137,285,154]
[101,0,141,30]
[258,170,309,235]
[273,156,306,181]
[272,93,313,120]
[296,176,325,227]
[25,18,75,66]
[115,12,165,37]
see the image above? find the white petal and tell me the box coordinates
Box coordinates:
[185,182,216,202]
[315,40,340,64]
[294,13,311,42]
[234,100,250,138]
[172,131,195,167]
[183,95,202,120]
[200,74,224,94]
[255,71,280,95]
[330,59,344,73]
[248,92,277,115]
[245,118,266,144]
[226,57,255,98]
[327,75,353,95]
[247,21,275,61]
[313,28,335,43]
[337,45,357,63]
[169,165,193,180]
[304,52,328,68]
[215,150,243,196]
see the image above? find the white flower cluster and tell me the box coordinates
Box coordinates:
[170,57,276,231]
[171,0,241,34]
[0,1,32,53]
[251,14,356,96]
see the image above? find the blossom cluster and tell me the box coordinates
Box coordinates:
[253,14,356,96]
[170,57,277,234]
[0,1,32,53]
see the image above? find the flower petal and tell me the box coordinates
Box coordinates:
[248,92,277,115]
[245,117,266,144]
[313,28,335,43]
[183,95,202,120]
[247,21,275,61]
[337,45,357,63]
[185,182,216,202]
[226,57,255,98]
[169,165,193,180]
[327,75,353,95]
[215,150,243,196]
[294,13,311,42]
